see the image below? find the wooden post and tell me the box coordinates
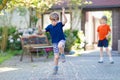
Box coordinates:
[81,10,86,34]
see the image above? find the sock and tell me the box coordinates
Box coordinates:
[54,66,58,71]
[61,53,64,56]
[54,66,58,68]
[100,57,103,61]
[109,57,113,61]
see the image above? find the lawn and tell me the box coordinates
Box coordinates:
[0,50,22,64]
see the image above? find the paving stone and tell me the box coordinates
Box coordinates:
[0,50,120,80]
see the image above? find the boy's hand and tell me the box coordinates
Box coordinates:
[106,32,111,39]
[62,7,67,25]
[106,35,109,39]
[62,7,65,14]
[38,31,43,35]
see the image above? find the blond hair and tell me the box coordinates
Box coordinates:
[49,12,59,21]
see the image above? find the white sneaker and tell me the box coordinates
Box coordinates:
[109,58,114,64]
[98,58,103,63]
[110,60,114,64]
[98,60,103,63]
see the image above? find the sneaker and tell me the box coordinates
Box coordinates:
[110,60,114,64]
[109,58,114,64]
[98,60,103,63]
[60,54,66,63]
[53,66,58,75]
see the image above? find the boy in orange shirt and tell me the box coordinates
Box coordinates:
[97,16,114,64]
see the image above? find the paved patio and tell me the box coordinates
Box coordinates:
[0,50,120,80]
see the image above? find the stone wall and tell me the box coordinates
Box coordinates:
[0,8,30,29]
[112,8,120,50]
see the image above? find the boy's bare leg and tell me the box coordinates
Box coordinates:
[54,54,59,66]
[98,47,103,63]
[100,47,103,58]
[106,47,112,57]
[106,47,114,64]
[58,43,66,63]
[58,44,64,54]
[53,54,59,75]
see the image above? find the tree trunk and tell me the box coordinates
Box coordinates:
[29,8,34,28]
[0,0,8,11]
[1,26,8,52]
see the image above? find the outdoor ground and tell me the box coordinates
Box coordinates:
[0,50,120,80]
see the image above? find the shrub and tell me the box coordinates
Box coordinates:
[74,31,86,49]
[0,26,22,51]
[64,30,76,52]
[64,29,86,52]
[7,27,22,50]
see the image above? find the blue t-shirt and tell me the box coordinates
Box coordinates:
[45,22,65,43]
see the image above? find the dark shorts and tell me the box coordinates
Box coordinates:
[98,38,108,47]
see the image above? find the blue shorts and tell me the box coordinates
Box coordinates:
[52,40,66,55]
[98,38,108,47]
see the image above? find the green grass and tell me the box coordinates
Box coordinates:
[0,53,13,64]
[0,50,22,64]
[0,50,54,64]
[48,51,54,58]
[72,53,81,56]
[38,51,54,58]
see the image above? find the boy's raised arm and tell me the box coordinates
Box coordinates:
[62,7,67,25]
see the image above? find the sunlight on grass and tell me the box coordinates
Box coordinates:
[72,53,81,56]
[67,50,81,57]
[0,67,19,73]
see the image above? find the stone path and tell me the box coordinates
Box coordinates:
[0,50,120,80]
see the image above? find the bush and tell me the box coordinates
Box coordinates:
[45,32,52,44]
[73,31,86,50]
[7,27,22,50]
[64,30,76,52]
[0,26,22,51]
[64,29,86,52]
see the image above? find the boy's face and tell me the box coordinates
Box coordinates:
[51,20,58,26]
[100,18,106,24]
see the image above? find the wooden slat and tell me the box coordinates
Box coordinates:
[20,34,53,62]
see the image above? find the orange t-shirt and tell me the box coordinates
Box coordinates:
[97,24,111,40]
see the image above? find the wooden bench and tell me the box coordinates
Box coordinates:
[20,34,53,62]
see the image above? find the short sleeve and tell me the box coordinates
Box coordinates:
[97,26,99,32]
[107,25,111,32]
[45,25,50,32]
[59,22,64,27]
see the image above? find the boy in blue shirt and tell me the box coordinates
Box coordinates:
[40,8,67,75]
